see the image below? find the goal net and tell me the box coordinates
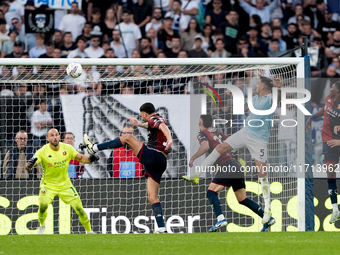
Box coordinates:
[0,58,306,234]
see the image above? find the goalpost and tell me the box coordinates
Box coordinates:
[0,57,310,234]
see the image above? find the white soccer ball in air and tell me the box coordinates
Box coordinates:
[66,62,83,78]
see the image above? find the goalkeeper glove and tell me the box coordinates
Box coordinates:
[89,154,100,162]
[27,157,38,170]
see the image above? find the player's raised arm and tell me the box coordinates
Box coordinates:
[306,107,324,133]
[189,140,209,167]
[75,153,100,164]
[129,117,148,129]
[159,122,172,151]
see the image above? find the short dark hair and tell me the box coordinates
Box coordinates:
[174,0,182,6]
[106,47,114,53]
[272,26,282,33]
[123,9,131,15]
[259,76,274,91]
[142,36,151,43]
[270,38,279,43]
[140,102,156,114]
[92,7,101,15]
[334,81,340,91]
[200,114,213,128]
[215,38,224,44]
[84,21,92,27]
[172,34,180,40]
[62,132,75,140]
[77,36,88,43]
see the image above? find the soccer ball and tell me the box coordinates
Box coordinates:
[66,62,83,78]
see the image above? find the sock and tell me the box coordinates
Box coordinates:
[97,138,123,151]
[327,178,338,211]
[152,202,165,228]
[333,203,339,212]
[207,190,223,218]
[259,177,271,211]
[217,214,224,222]
[240,198,264,218]
[38,209,47,226]
[202,149,221,167]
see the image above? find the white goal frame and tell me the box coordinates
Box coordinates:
[0,57,307,232]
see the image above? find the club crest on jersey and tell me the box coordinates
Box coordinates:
[63,150,67,156]
[47,163,52,168]
[41,190,45,194]
[337,104,340,110]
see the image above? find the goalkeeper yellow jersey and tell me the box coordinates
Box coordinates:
[34,142,79,189]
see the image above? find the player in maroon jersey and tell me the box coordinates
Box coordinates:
[185,114,275,232]
[83,102,172,233]
[306,81,340,224]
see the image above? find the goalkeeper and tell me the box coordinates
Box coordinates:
[25,128,100,235]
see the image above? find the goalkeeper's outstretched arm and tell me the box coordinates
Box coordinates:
[75,153,100,164]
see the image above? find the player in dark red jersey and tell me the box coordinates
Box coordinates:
[306,81,340,224]
[185,114,275,232]
[83,102,172,233]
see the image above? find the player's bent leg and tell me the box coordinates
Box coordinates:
[201,142,234,168]
[70,198,94,234]
[37,188,54,234]
[255,159,271,223]
[147,177,166,233]
[207,183,227,232]
[325,162,340,223]
[120,135,144,156]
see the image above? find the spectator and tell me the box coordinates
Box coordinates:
[102,41,110,53]
[1,27,18,58]
[52,47,62,58]
[38,41,54,58]
[60,32,77,58]
[3,130,42,179]
[181,18,202,52]
[101,47,115,58]
[53,30,63,48]
[107,125,143,178]
[178,50,188,58]
[219,9,240,54]
[98,65,123,95]
[4,41,22,58]
[304,0,326,29]
[31,100,53,147]
[110,29,128,58]
[208,29,225,55]
[11,17,36,50]
[267,38,286,57]
[87,0,122,22]
[205,0,228,29]
[165,0,189,34]
[325,30,340,63]
[233,36,257,57]
[238,0,279,24]
[300,20,316,45]
[283,23,299,50]
[67,37,89,58]
[146,28,164,54]
[114,9,142,57]
[181,0,198,25]
[250,14,262,28]
[5,0,24,26]
[0,18,9,51]
[62,132,85,179]
[202,23,213,53]
[85,35,104,58]
[211,38,232,58]
[247,26,268,56]
[165,34,182,58]
[105,8,117,41]
[29,34,46,58]
[140,36,156,58]
[272,18,288,36]
[311,37,327,77]
[90,7,109,41]
[158,16,177,52]
[76,21,93,44]
[188,36,208,58]
[271,26,287,51]
[0,2,9,20]
[145,8,163,33]
[132,0,153,36]
[58,2,86,42]
[259,22,272,44]
[157,51,166,58]
[317,10,340,45]
[288,4,311,24]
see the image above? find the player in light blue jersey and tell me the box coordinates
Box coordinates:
[186,76,281,227]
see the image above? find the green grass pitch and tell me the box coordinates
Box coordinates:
[1,232,340,255]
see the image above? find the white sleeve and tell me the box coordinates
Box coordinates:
[46,113,52,122]
[134,25,142,40]
[31,111,38,124]
[58,17,66,31]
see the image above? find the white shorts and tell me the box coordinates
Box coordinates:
[225,128,268,162]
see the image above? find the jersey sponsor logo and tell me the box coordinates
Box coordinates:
[47,163,53,168]
[337,104,340,110]
[63,150,67,156]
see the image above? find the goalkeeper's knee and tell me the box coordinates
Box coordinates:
[70,198,86,217]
